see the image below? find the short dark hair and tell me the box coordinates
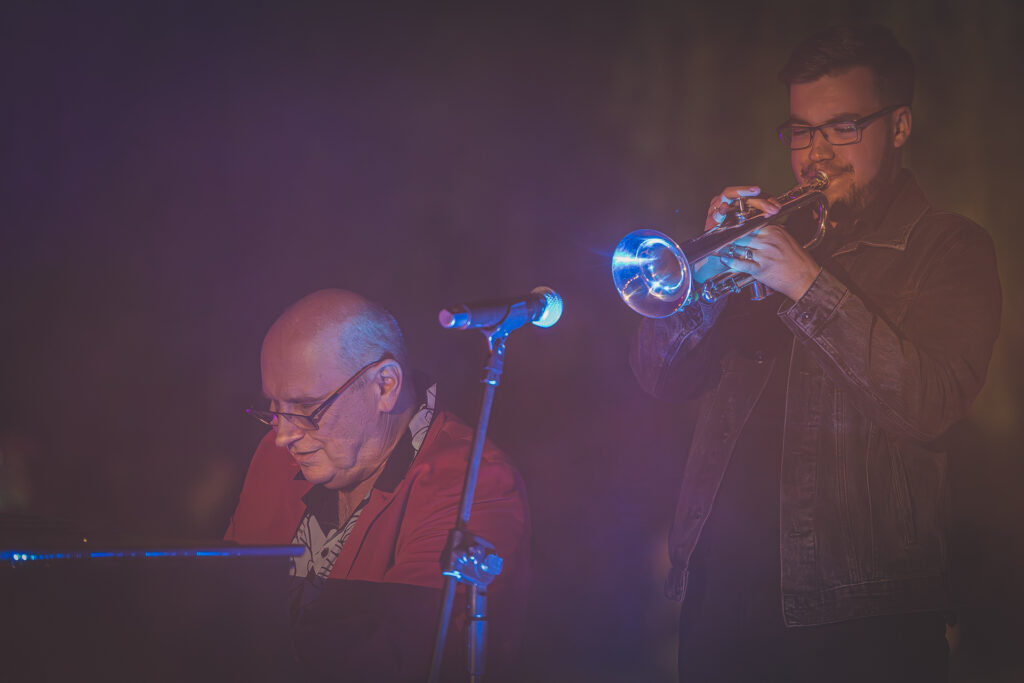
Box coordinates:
[778,24,915,107]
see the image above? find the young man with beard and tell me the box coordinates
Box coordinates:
[630,24,1001,682]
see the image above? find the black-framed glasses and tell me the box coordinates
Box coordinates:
[776,104,905,150]
[246,353,395,431]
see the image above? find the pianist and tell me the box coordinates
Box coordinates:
[224,289,530,681]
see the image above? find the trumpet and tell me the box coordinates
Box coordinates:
[611,171,830,318]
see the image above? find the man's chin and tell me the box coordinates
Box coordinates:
[297,463,333,485]
[301,467,355,490]
[824,178,870,224]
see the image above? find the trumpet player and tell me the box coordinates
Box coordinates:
[630,24,1001,682]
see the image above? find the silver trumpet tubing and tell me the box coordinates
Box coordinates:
[611,171,830,318]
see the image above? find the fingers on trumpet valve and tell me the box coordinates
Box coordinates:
[707,186,774,228]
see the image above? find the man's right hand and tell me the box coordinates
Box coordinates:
[693,186,782,283]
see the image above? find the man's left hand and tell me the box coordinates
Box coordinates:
[717,224,821,301]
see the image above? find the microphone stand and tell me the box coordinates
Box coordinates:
[427,303,532,683]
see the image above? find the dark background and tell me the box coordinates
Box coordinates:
[2,1,1022,680]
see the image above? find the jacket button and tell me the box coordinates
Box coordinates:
[754,350,766,364]
[801,311,812,322]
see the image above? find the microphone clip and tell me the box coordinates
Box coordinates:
[478,300,532,351]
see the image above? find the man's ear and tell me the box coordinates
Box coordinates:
[375,360,404,412]
[892,106,912,148]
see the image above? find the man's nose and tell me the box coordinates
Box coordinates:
[807,128,834,161]
[273,416,304,450]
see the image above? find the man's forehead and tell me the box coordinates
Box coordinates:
[260,329,347,397]
[788,66,881,122]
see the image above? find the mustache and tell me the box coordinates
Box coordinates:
[802,163,853,182]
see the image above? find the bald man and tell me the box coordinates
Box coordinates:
[225,289,530,682]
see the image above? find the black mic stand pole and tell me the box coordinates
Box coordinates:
[428,304,532,683]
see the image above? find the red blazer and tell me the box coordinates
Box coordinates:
[225,409,530,678]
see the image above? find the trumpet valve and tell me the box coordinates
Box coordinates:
[750,282,771,301]
[727,196,761,227]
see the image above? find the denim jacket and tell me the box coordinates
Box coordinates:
[630,171,1001,626]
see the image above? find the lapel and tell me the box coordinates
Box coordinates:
[329,408,447,577]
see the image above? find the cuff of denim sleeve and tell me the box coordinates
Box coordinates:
[655,293,722,338]
[780,267,847,337]
[677,294,729,339]
[677,296,708,330]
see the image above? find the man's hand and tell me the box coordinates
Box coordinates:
[704,185,780,233]
[696,186,820,301]
[719,225,821,301]
[693,186,780,283]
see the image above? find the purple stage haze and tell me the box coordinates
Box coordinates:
[2,2,1022,681]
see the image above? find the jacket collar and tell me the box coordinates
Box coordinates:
[830,169,930,257]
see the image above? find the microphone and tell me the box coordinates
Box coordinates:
[438,287,563,330]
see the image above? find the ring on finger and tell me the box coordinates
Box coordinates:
[744,247,754,261]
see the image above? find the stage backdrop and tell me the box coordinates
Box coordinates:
[2,2,1022,680]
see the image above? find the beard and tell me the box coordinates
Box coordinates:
[806,144,901,229]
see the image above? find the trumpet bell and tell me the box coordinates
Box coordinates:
[611,229,693,318]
